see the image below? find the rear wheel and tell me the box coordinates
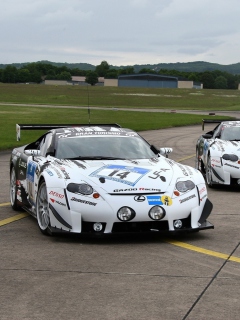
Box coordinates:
[36,181,51,235]
[10,167,21,211]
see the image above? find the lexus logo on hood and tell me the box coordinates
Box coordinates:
[134,195,146,202]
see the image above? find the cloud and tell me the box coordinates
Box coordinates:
[0,0,239,65]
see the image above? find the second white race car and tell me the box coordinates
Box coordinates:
[196,119,240,187]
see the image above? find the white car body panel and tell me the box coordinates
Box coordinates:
[10,125,213,235]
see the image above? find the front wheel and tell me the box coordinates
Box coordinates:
[195,148,201,171]
[206,156,213,188]
[36,181,51,235]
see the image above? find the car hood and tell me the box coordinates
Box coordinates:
[50,157,197,193]
[211,139,240,156]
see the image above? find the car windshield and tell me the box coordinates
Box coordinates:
[55,135,157,160]
[220,126,240,141]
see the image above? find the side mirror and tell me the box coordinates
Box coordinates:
[202,134,213,139]
[159,148,173,158]
[25,150,41,156]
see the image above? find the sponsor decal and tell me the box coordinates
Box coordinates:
[49,191,64,199]
[49,203,72,229]
[199,186,206,195]
[148,170,167,181]
[176,163,188,176]
[113,187,161,192]
[113,188,137,192]
[165,159,175,166]
[149,157,159,163]
[161,195,172,206]
[19,159,27,168]
[211,167,225,182]
[50,198,66,206]
[187,166,194,175]
[203,141,209,152]
[212,159,221,164]
[224,163,239,169]
[139,187,161,192]
[46,169,54,176]
[134,195,145,202]
[90,164,150,186]
[179,194,196,204]
[147,195,163,205]
[75,131,121,136]
[148,173,165,180]
[71,160,86,169]
[71,197,97,206]
[50,166,63,179]
[147,195,172,206]
[26,161,37,182]
[200,194,207,202]
[52,160,71,179]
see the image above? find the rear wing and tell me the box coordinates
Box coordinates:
[202,119,223,131]
[16,123,121,141]
[201,119,240,131]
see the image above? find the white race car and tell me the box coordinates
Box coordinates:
[10,124,213,235]
[196,119,240,187]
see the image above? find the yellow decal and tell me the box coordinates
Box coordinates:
[161,195,172,206]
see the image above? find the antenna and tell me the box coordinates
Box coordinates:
[87,84,90,124]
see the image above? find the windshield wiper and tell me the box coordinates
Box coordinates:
[66,156,126,160]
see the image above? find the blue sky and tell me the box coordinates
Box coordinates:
[1,0,240,66]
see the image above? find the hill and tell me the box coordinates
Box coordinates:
[131,61,240,74]
[1,60,240,74]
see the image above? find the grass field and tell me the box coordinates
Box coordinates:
[0,83,237,150]
[1,83,240,110]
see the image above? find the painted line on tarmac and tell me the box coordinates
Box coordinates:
[167,239,240,263]
[177,154,195,162]
[0,202,11,207]
[0,212,29,227]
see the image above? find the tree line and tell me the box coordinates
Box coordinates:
[0,60,240,89]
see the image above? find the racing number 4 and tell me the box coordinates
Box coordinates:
[108,170,130,180]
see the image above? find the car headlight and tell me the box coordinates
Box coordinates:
[117,207,136,221]
[222,154,238,162]
[148,206,166,220]
[175,180,195,193]
[67,183,93,195]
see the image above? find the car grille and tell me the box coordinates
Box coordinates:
[112,221,169,233]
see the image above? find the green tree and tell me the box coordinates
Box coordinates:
[57,71,72,80]
[30,70,42,83]
[0,69,3,82]
[214,76,228,89]
[95,61,110,77]
[85,71,98,85]
[70,68,88,76]
[45,69,57,80]
[105,69,118,79]
[118,67,134,75]
[2,65,17,83]
[17,68,31,83]
[200,72,215,89]
[139,68,156,74]
[188,73,199,82]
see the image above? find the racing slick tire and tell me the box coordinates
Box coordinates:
[36,180,52,235]
[10,167,22,211]
[206,155,213,188]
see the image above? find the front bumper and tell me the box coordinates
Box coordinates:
[50,198,214,235]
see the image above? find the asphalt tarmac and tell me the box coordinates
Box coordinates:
[0,124,239,320]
